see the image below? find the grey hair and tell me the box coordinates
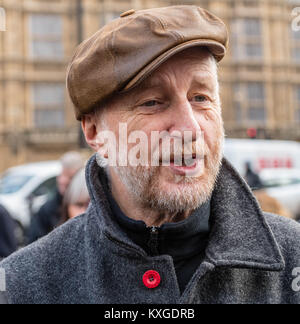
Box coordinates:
[60,151,84,171]
[63,168,89,206]
[208,53,221,107]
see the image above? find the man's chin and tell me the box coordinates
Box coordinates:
[146,175,211,213]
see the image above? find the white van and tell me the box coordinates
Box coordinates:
[224,139,300,218]
[224,139,300,175]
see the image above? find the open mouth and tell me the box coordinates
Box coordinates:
[181,154,198,167]
[160,154,204,177]
[161,153,198,166]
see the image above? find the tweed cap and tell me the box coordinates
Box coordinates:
[67,5,229,120]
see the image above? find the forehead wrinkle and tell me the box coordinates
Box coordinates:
[140,62,216,95]
[192,73,217,94]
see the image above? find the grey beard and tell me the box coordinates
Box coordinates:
[113,153,222,214]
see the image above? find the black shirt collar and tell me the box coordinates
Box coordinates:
[104,177,211,261]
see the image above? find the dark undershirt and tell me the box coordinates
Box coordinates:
[101,173,211,294]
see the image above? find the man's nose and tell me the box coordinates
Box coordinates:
[167,99,201,141]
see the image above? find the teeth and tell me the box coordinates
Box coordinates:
[184,158,196,167]
[162,155,198,166]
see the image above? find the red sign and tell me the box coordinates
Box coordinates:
[258,158,293,170]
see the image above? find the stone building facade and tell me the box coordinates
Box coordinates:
[0,0,299,171]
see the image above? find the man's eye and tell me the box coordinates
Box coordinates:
[141,100,160,107]
[193,95,208,103]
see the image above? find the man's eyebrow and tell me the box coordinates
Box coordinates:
[136,72,216,92]
[192,73,216,93]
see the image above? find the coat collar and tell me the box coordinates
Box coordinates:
[85,154,285,272]
[206,158,284,271]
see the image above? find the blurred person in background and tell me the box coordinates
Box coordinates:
[59,168,90,225]
[244,162,263,191]
[0,205,17,259]
[27,152,84,243]
[244,163,293,220]
[254,190,293,220]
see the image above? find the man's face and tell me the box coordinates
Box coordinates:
[94,47,224,213]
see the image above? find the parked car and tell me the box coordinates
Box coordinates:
[0,161,61,228]
[259,168,300,218]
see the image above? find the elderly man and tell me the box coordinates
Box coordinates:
[0,6,299,304]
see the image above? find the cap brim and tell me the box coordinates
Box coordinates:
[121,39,226,92]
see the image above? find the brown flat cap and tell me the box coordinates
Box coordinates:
[67,5,229,120]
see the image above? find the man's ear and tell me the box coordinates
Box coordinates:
[81,115,101,152]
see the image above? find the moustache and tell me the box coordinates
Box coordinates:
[154,141,206,165]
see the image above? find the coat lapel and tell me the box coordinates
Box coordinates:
[85,154,285,272]
[206,158,285,271]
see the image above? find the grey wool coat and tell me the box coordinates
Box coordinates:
[0,154,300,304]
